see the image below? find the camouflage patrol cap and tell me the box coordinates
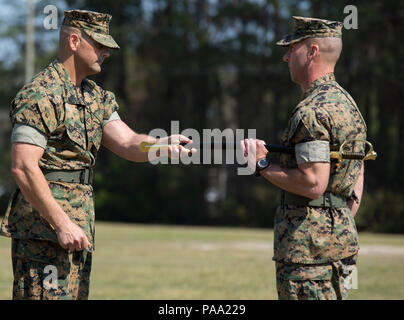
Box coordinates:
[276,16,342,47]
[62,9,120,49]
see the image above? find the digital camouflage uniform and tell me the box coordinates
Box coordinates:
[0,10,120,300]
[273,17,367,300]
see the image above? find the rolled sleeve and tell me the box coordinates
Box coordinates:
[102,111,121,127]
[295,140,330,164]
[11,124,48,149]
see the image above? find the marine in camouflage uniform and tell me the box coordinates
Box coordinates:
[0,9,195,300]
[2,60,119,299]
[1,10,193,300]
[0,10,121,300]
[243,16,367,300]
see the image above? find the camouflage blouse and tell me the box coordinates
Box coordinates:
[0,60,119,249]
[10,60,118,169]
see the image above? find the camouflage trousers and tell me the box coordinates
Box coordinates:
[276,256,356,300]
[11,238,92,300]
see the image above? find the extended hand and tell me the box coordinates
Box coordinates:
[158,134,197,159]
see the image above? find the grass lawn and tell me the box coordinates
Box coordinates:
[0,221,403,299]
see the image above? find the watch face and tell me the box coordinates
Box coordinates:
[258,158,269,168]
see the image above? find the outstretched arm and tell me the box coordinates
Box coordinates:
[101,120,196,162]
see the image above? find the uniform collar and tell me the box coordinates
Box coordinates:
[51,59,92,106]
[302,73,336,99]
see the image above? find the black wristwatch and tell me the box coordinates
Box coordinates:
[255,158,270,177]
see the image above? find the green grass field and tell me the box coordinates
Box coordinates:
[0,222,403,300]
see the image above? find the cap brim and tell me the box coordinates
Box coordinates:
[83,30,120,49]
[276,33,311,46]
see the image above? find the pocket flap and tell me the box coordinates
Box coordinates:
[64,103,86,149]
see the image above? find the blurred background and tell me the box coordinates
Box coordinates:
[0,0,403,233]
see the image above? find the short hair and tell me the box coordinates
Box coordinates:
[305,37,343,64]
[59,25,82,47]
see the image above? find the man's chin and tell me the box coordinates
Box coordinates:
[88,64,102,75]
[289,71,300,84]
[289,71,296,83]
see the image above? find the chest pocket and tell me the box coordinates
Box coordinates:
[65,103,87,150]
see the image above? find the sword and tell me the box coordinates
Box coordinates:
[139,139,377,165]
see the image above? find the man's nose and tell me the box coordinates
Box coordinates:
[102,48,110,58]
[282,51,289,63]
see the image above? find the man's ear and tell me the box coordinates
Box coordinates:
[308,43,320,60]
[69,33,81,52]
